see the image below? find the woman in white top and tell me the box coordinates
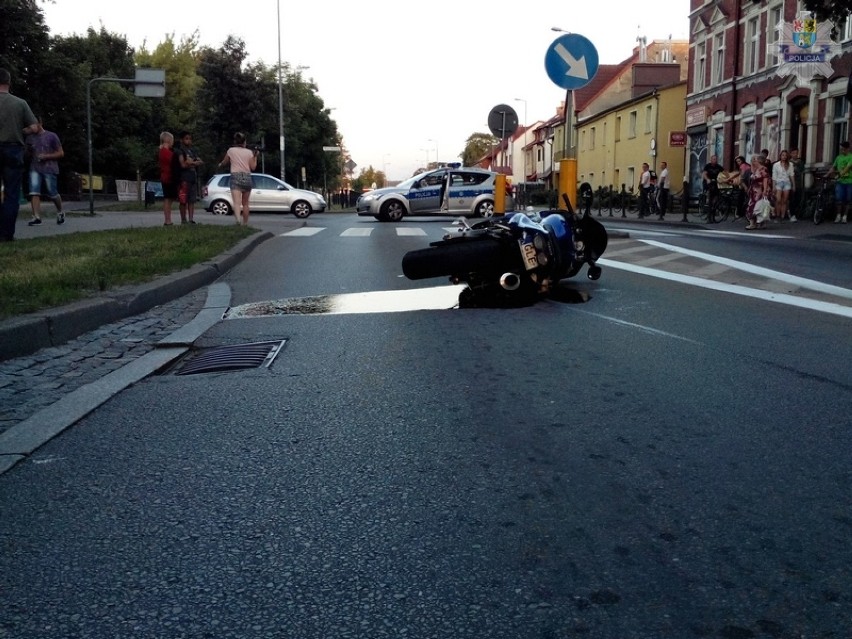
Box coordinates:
[771,149,795,222]
[218,132,258,225]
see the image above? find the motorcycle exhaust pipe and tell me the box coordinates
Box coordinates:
[499,272,521,291]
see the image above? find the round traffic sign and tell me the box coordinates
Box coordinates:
[544,33,600,91]
[487,104,519,139]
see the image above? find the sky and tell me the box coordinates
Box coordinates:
[40,0,690,181]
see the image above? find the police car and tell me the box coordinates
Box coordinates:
[355,164,514,222]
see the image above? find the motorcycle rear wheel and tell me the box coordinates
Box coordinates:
[402,238,518,280]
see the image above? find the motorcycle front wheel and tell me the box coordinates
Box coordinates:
[402,237,518,280]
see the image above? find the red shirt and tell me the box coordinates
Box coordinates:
[158,146,174,183]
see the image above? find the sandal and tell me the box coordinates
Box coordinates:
[745,224,757,230]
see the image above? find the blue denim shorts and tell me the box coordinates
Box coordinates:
[835,182,852,204]
[29,171,59,198]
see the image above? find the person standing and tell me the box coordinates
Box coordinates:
[827,140,852,224]
[158,131,177,226]
[657,160,670,219]
[175,130,202,224]
[218,132,258,225]
[0,68,39,242]
[745,155,771,230]
[788,147,804,222]
[771,149,795,222]
[638,162,651,218]
[25,117,65,226]
[702,154,723,221]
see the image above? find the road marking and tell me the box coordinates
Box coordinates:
[569,308,702,344]
[340,228,373,237]
[281,227,325,236]
[599,258,852,319]
[396,228,427,236]
[640,240,852,300]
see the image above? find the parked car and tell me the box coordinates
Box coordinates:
[200,173,326,218]
[356,165,514,222]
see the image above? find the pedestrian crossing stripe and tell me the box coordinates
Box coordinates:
[281,227,453,238]
[281,227,325,236]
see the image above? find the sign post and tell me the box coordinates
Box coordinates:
[87,69,166,214]
[544,34,599,210]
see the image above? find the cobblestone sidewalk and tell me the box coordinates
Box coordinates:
[0,289,207,438]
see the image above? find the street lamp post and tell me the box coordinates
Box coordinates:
[428,138,439,167]
[277,0,284,181]
[382,154,391,187]
[514,97,527,203]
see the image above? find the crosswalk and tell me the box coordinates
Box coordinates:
[280,226,454,238]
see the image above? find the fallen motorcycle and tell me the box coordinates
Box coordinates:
[401,195,608,307]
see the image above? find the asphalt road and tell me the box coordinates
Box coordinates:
[1,209,851,638]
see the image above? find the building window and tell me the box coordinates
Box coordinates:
[645,105,653,133]
[627,167,636,192]
[615,116,621,141]
[590,126,596,150]
[628,111,637,138]
[832,96,849,158]
[764,116,779,161]
[767,5,783,68]
[746,17,760,74]
[695,40,707,91]
[742,120,756,161]
[581,129,586,151]
[603,122,607,145]
[713,32,725,85]
[841,13,852,42]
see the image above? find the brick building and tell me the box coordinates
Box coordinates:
[686,0,852,194]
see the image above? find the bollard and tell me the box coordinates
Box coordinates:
[608,185,614,217]
[681,178,690,222]
[620,184,627,218]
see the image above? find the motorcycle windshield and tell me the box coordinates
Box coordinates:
[541,213,571,241]
[507,212,546,234]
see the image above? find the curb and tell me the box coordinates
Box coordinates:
[0,230,274,362]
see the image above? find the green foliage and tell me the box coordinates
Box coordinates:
[4,3,342,194]
[802,1,850,39]
[0,0,51,94]
[461,132,498,167]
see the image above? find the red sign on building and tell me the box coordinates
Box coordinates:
[669,131,687,147]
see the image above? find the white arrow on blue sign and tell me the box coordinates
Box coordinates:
[544,33,600,91]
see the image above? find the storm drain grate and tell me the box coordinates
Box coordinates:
[173,340,287,375]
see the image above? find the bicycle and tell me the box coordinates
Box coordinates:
[690,185,739,223]
[805,175,834,225]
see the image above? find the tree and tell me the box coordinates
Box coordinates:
[802,1,850,39]
[135,33,204,139]
[45,27,150,179]
[0,0,51,97]
[461,132,498,167]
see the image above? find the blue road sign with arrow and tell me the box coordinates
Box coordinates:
[544,33,599,91]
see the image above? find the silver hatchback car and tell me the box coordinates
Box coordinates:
[356,166,514,222]
[200,173,326,218]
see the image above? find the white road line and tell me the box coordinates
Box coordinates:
[599,258,852,319]
[281,227,325,236]
[340,228,373,237]
[569,308,702,344]
[396,228,427,236]
[640,240,852,300]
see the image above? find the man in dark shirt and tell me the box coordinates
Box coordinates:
[0,68,39,241]
[702,154,723,222]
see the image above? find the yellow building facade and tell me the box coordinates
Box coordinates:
[576,82,687,197]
